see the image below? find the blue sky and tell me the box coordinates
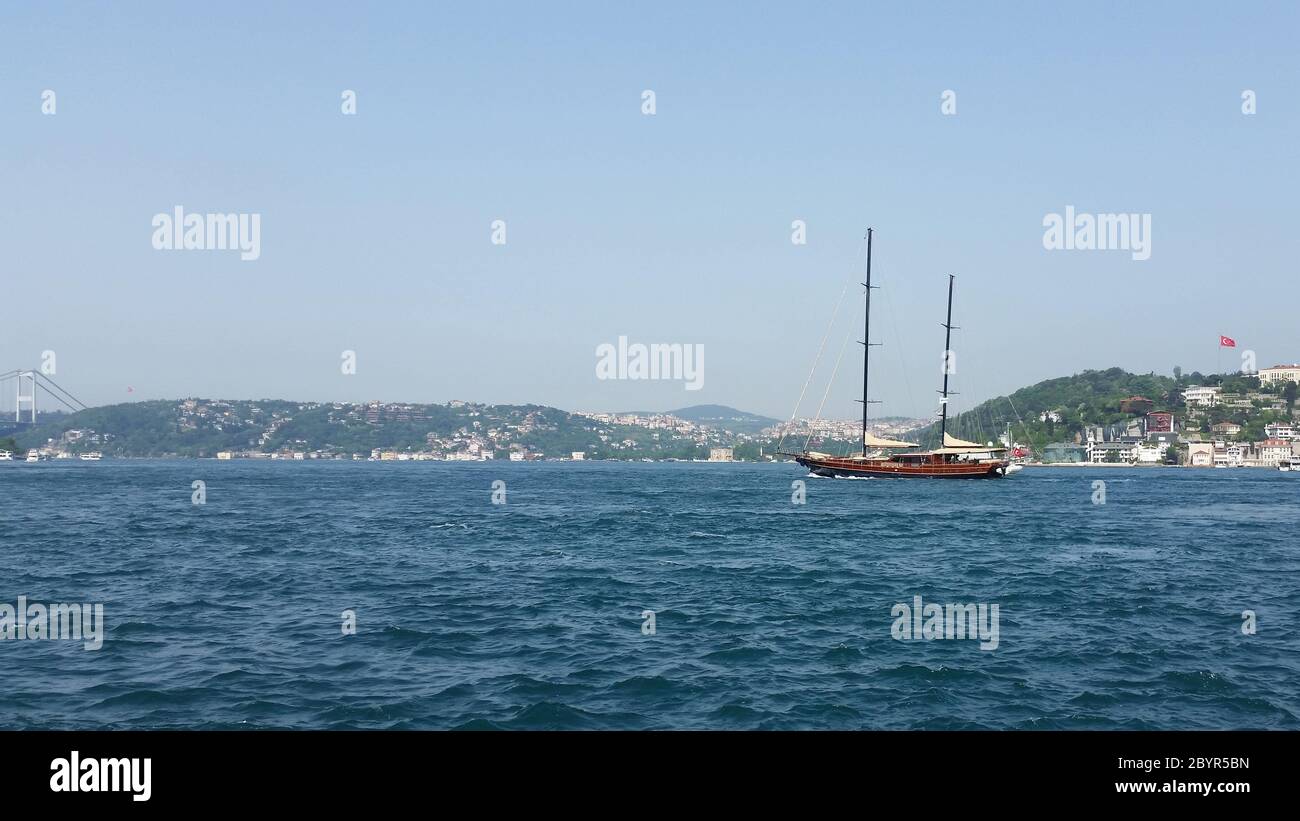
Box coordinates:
[2,2,1296,420]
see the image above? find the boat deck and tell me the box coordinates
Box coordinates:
[795,453,1008,478]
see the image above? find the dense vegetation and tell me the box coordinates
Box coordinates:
[8,399,732,459]
[911,367,1293,451]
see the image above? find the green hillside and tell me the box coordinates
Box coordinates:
[912,367,1287,451]
[9,399,732,459]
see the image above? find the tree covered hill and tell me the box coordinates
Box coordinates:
[910,367,1276,450]
[9,398,738,459]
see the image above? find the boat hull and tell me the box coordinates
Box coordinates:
[796,454,1008,479]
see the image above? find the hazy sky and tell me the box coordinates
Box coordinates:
[3,2,1296,421]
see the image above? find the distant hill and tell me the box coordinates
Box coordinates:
[15,372,1283,459]
[10,399,742,459]
[622,404,780,434]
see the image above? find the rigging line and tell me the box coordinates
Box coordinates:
[957,311,992,445]
[777,281,850,453]
[804,319,856,453]
[952,316,979,444]
[881,284,918,426]
[1005,393,1030,448]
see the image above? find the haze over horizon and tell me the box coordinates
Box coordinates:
[4,2,1296,421]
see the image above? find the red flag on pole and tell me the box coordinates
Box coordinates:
[1219,335,1236,347]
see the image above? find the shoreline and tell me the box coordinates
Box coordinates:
[0,457,1285,470]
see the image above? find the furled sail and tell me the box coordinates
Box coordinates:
[942,432,985,449]
[865,431,918,448]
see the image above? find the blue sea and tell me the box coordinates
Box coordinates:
[2,461,1297,730]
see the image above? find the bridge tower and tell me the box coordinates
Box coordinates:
[15,370,36,424]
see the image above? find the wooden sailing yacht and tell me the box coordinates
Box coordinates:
[787,229,1010,479]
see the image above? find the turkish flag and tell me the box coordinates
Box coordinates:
[1219,335,1236,347]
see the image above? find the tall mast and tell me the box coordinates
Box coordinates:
[939,274,956,442]
[859,229,879,456]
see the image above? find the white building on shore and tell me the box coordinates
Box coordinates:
[1087,441,1139,463]
[1188,442,1215,467]
[1256,440,1292,467]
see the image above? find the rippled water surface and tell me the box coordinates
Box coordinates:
[2,461,1297,729]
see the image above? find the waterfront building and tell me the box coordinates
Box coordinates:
[1256,439,1292,467]
[1188,442,1215,467]
[1136,444,1165,464]
[1043,443,1087,463]
[1087,441,1138,463]
[1225,443,1249,466]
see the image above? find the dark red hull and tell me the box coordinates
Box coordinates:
[795,453,1008,479]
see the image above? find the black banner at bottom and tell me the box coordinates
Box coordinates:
[7,730,1284,808]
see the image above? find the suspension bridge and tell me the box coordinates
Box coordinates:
[0,369,88,426]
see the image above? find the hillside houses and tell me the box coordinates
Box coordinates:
[1039,368,1299,467]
